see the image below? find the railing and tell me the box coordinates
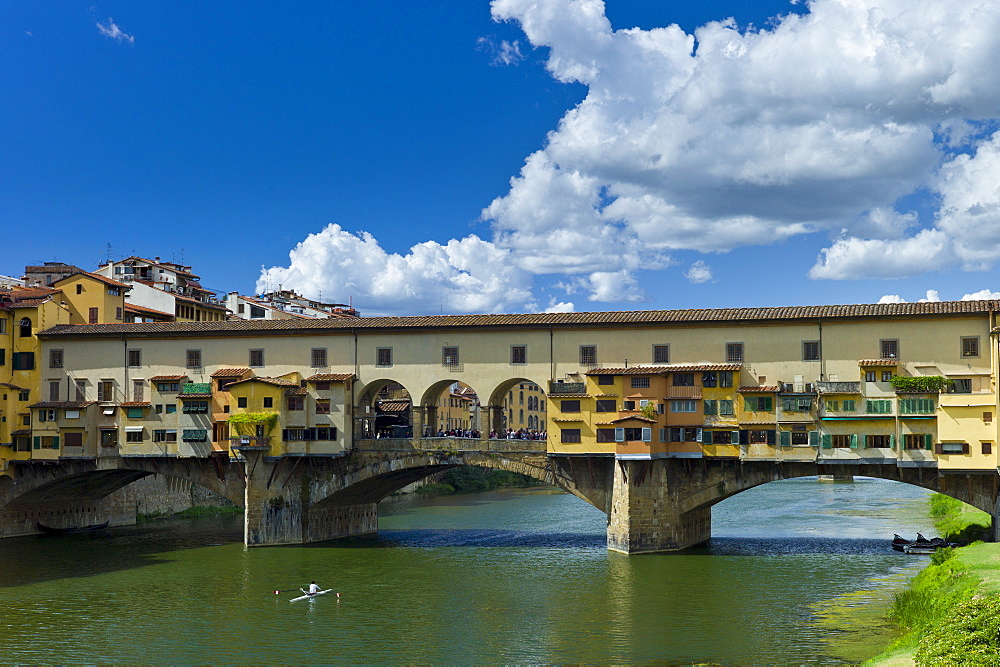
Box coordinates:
[229,436,271,449]
[664,386,702,399]
[548,381,586,395]
[816,382,861,394]
[353,437,546,454]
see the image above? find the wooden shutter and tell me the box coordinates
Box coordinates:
[962,442,970,455]
[766,430,776,446]
[33,436,40,449]
[888,434,895,449]
[809,431,819,448]
[763,397,773,411]
[934,443,943,454]
[730,430,740,445]
[739,430,749,445]
[924,433,933,450]
[641,428,651,442]
[822,434,832,449]
[779,431,791,447]
[850,434,859,449]
[695,428,703,443]
[614,428,624,442]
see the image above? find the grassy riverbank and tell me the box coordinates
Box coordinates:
[416,466,543,495]
[869,495,996,665]
[137,504,243,523]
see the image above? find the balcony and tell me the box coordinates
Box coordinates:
[817,382,861,394]
[665,386,702,399]
[229,436,271,450]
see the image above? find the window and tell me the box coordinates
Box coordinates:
[38,435,60,449]
[310,348,327,367]
[38,409,56,422]
[866,434,892,448]
[12,352,34,370]
[595,375,614,386]
[744,396,773,411]
[237,397,248,408]
[132,380,144,402]
[961,337,980,357]
[748,430,770,444]
[262,397,273,408]
[631,377,650,389]
[97,380,114,402]
[182,401,208,414]
[653,345,669,364]
[719,371,733,388]
[88,307,98,324]
[866,399,892,414]
[126,430,144,443]
[905,434,932,450]
[127,349,141,367]
[983,442,993,455]
[442,346,460,367]
[899,398,935,414]
[166,404,176,414]
[781,397,812,412]
[865,370,877,382]
[845,398,858,410]
[560,400,581,413]
[790,432,810,446]
[249,349,264,367]
[376,348,393,367]
[620,427,651,442]
[826,400,839,411]
[0,349,4,366]
[596,428,616,443]
[670,400,697,413]
[881,371,893,382]
[939,442,968,455]
[287,396,304,411]
[802,341,820,361]
[186,349,202,369]
[316,399,331,414]
[182,429,208,442]
[880,339,898,359]
[18,389,30,401]
[126,407,144,419]
[100,430,118,447]
[48,381,60,402]
[19,318,31,337]
[49,349,64,368]
[702,372,717,387]
[153,430,178,443]
[75,379,86,401]
[579,345,597,367]
[595,399,616,412]
[115,307,122,320]
[726,342,743,363]
[951,378,973,394]
[672,373,694,386]
[157,382,180,392]
[560,428,581,443]
[511,345,527,365]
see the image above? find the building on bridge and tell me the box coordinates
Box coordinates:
[1,299,999,552]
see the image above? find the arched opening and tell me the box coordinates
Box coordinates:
[18,317,31,337]
[420,380,481,438]
[356,379,414,439]
[486,378,548,440]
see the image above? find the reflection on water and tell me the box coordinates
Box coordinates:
[0,477,933,663]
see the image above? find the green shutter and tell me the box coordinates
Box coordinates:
[809,431,819,448]
[730,430,740,445]
[924,433,933,450]
[899,399,910,413]
[33,436,40,449]
[52,436,59,449]
[780,431,791,447]
[763,397,773,411]
[827,400,838,412]
[843,400,855,412]
[704,400,717,416]
[850,434,859,449]
[888,434,895,449]
[822,434,832,449]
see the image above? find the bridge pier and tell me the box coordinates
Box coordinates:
[607,459,712,554]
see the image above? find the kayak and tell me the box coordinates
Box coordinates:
[290,589,334,603]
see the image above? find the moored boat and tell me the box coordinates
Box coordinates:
[36,520,110,535]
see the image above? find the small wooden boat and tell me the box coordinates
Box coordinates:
[904,543,938,555]
[36,520,110,535]
[290,588,334,603]
[891,534,911,551]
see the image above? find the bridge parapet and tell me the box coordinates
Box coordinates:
[354,437,546,455]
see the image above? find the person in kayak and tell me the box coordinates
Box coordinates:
[307,581,320,595]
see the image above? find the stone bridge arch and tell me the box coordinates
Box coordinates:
[0,458,245,537]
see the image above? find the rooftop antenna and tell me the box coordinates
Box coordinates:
[180,247,185,265]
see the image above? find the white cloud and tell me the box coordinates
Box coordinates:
[808,229,952,280]
[480,0,1000,282]
[96,17,134,44]
[684,260,713,284]
[544,300,575,313]
[477,36,526,66]
[878,294,906,304]
[257,224,531,316]
[963,289,1000,300]
[586,270,643,302]
[918,290,941,303]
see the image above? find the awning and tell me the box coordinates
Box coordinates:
[125,426,144,433]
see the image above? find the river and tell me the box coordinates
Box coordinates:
[0,476,936,663]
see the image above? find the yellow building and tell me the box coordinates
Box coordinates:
[50,272,128,325]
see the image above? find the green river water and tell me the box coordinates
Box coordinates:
[0,477,936,663]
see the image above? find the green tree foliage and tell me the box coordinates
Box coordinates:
[227,412,279,436]
[889,375,951,393]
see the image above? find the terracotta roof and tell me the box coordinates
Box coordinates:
[149,375,187,381]
[211,368,250,377]
[377,400,410,413]
[305,373,355,382]
[29,401,96,409]
[53,271,129,289]
[859,359,899,366]
[737,386,781,393]
[1,297,53,310]
[125,303,174,318]
[36,299,1000,339]
[586,366,674,376]
[10,286,59,298]
[10,429,30,436]
[285,387,307,396]
[594,416,657,424]
[0,382,26,390]
[178,393,212,399]
[549,392,590,398]
[119,401,151,407]
[172,292,228,311]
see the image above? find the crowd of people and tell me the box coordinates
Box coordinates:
[417,428,548,440]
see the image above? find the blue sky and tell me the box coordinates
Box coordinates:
[4,1,1000,315]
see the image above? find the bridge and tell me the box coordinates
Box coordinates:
[2,437,997,552]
